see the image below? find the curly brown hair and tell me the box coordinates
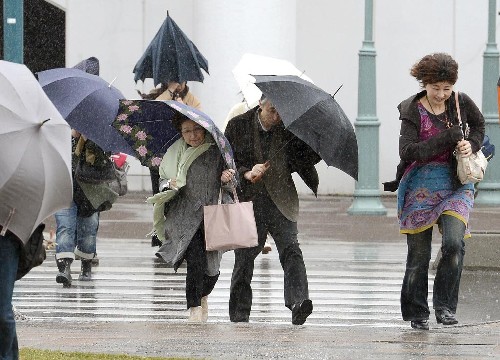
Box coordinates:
[410,53,458,86]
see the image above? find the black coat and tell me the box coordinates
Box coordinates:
[383,90,485,192]
[225,107,321,199]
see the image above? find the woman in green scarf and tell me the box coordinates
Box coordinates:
[148,114,235,322]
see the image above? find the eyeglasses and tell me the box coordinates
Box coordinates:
[181,126,205,136]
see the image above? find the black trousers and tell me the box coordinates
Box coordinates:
[229,195,309,322]
[149,167,160,195]
[184,228,219,309]
[401,215,465,321]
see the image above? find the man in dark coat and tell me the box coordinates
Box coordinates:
[224,96,321,325]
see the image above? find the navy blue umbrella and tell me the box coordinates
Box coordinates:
[253,75,359,180]
[133,12,209,86]
[37,68,134,155]
[112,100,236,170]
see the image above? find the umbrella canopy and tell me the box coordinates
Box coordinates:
[0,60,73,243]
[133,13,209,86]
[232,53,314,108]
[112,100,236,170]
[253,75,358,180]
[37,67,134,155]
[72,56,100,76]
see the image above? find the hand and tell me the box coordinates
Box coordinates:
[167,82,180,93]
[456,140,472,157]
[221,169,236,183]
[244,161,271,183]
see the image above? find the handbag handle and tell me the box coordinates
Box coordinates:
[217,177,239,204]
[454,91,462,128]
[454,91,469,139]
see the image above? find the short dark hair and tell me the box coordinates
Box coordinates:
[410,53,458,86]
[171,113,190,132]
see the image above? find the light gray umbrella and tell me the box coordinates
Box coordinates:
[0,60,73,244]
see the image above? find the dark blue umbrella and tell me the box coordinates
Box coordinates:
[37,68,135,155]
[112,100,235,170]
[133,12,209,86]
[253,75,358,180]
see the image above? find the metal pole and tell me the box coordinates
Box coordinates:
[3,0,24,63]
[475,0,500,204]
[348,0,387,215]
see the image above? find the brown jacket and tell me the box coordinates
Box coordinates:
[225,107,321,222]
[155,89,201,109]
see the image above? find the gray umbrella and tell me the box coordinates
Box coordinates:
[253,74,358,180]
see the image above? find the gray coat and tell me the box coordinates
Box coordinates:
[155,146,226,274]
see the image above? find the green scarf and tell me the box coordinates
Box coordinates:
[146,136,214,241]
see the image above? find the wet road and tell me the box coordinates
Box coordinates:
[14,194,500,359]
[13,194,500,326]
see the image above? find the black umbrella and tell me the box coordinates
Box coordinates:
[253,75,358,180]
[133,12,209,86]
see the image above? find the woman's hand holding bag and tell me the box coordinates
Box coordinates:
[454,92,488,185]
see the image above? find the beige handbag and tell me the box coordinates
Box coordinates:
[454,92,488,185]
[203,183,258,251]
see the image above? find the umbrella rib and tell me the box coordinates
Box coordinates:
[267,135,296,163]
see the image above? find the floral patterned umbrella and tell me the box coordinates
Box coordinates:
[112,99,236,170]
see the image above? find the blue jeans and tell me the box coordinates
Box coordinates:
[55,201,99,260]
[401,214,466,321]
[0,233,20,360]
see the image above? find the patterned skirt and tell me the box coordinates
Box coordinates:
[397,162,474,237]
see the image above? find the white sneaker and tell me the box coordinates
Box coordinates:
[188,306,203,322]
[201,296,208,322]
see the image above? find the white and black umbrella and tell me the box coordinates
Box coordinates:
[0,60,73,243]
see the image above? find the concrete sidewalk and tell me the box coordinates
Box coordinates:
[17,193,500,359]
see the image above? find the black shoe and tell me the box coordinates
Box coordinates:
[292,299,313,325]
[411,319,429,330]
[79,259,92,281]
[151,234,162,247]
[435,309,458,325]
[56,258,73,288]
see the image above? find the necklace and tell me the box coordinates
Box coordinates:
[426,95,450,128]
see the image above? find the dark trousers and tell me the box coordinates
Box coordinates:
[184,228,219,309]
[0,234,20,360]
[229,195,309,322]
[149,167,160,195]
[401,214,465,321]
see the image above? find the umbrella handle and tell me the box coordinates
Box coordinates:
[0,208,16,236]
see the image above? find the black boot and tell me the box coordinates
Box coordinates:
[56,258,73,287]
[79,259,92,281]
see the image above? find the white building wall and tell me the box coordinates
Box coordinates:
[62,0,491,195]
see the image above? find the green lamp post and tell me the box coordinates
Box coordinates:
[348,0,387,215]
[3,0,24,63]
[475,0,500,205]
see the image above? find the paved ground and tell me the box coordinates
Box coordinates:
[15,193,500,359]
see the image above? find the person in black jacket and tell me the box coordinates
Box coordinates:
[224,96,320,325]
[385,53,484,330]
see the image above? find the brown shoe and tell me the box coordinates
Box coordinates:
[262,242,272,254]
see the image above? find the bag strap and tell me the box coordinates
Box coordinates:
[454,91,470,139]
[217,179,239,204]
[454,91,462,128]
